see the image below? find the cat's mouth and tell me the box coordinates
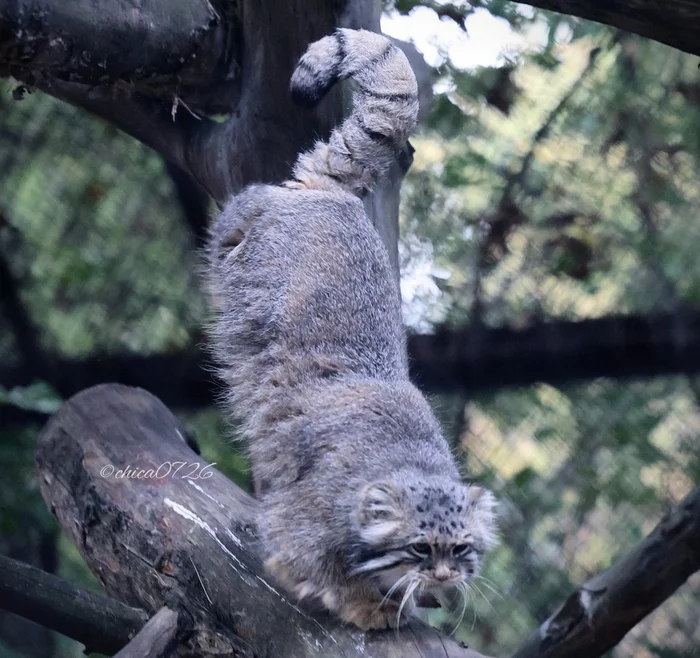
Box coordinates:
[414,592,441,608]
[377,585,441,608]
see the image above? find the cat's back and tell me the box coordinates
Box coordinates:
[210,183,408,382]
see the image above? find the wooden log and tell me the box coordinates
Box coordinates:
[510,486,700,658]
[114,607,178,658]
[35,383,489,658]
[0,553,148,655]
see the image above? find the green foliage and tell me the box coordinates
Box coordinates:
[390,5,700,656]
[1,4,700,658]
[0,382,61,414]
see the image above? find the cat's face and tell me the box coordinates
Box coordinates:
[351,477,497,608]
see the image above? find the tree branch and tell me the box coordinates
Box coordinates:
[0,0,238,114]
[1,0,349,203]
[5,311,700,424]
[408,311,700,392]
[35,383,490,658]
[1,0,433,218]
[512,0,700,58]
[114,607,178,658]
[509,487,700,658]
[22,78,228,197]
[0,554,149,655]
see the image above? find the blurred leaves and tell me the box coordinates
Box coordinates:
[1,3,700,658]
[0,382,61,414]
[392,3,700,655]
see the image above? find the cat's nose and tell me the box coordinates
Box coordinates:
[434,564,452,581]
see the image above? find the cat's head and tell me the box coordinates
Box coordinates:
[350,474,498,600]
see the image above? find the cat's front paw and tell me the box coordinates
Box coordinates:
[339,599,407,631]
[265,556,328,605]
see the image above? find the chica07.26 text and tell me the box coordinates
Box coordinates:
[99,462,215,480]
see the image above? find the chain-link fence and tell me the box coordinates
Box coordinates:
[394,21,700,658]
[1,16,699,658]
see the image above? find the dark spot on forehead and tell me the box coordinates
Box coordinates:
[438,494,450,506]
[456,505,463,513]
[419,521,427,529]
[428,521,435,528]
[416,505,424,512]
[450,521,457,528]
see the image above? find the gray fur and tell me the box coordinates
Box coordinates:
[206,29,497,630]
[289,29,419,196]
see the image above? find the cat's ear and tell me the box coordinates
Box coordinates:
[356,482,406,542]
[467,486,496,515]
[466,486,499,548]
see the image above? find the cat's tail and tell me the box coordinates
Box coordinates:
[289,29,419,197]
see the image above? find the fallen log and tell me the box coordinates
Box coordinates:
[35,383,489,658]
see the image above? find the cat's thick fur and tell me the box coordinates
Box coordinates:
[206,29,497,630]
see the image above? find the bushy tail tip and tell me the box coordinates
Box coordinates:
[289,29,419,196]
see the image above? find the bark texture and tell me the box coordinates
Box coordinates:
[0,0,238,113]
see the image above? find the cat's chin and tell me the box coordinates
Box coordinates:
[375,577,447,609]
[375,585,441,609]
[414,591,442,608]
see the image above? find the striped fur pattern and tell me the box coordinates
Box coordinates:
[289,29,419,196]
[206,29,497,630]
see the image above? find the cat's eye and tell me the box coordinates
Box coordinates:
[452,544,473,557]
[410,542,432,557]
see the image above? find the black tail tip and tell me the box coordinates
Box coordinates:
[290,85,326,109]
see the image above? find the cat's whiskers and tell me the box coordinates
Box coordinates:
[470,580,496,616]
[474,575,503,600]
[450,581,470,636]
[395,578,420,632]
[376,572,412,612]
[461,581,480,631]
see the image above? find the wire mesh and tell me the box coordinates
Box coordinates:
[1,16,699,658]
